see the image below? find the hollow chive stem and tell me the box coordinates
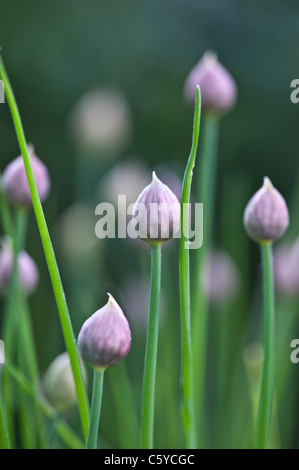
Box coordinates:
[0,393,10,449]
[86,369,104,449]
[191,114,219,445]
[256,242,275,449]
[140,243,162,449]
[0,55,90,441]
[179,86,201,449]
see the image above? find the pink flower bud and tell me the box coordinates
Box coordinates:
[200,250,240,304]
[243,177,289,244]
[0,240,39,295]
[2,145,51,208]
[184,51,237,114]
[77,294,131,370]
[273,238,299,296]
[133,172,181,245]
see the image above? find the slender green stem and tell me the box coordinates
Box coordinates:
[1,207,28,447]
[0,391,10,449]
[140,243,162,449]
[86,369,104,449]
[109,363,139,448]
[0,171,13,238]
[179,86,201,449]
[256,242,275,449]
[191,113,219,446]
[0,54,90,441]
[4,359,84,449]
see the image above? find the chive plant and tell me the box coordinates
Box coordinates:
[77,294,131,449]
[179,86,201,448]
[243,177,289,449]
[183,51,237,445]
[0,54,90,442]
[133,172,181,449]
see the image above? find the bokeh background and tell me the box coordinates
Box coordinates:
[1,0,299,449]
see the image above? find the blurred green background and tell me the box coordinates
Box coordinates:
[1,0,299,449]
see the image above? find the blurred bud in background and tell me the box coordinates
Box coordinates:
[121,276,165,335]
[54,202,104,326]
[54,202,101,265]
[184,50,237,115]
[42,351,87,413]
[68,87,133,159]
[2,144,51,208]
[274,237,299,296]
[0,237,39,296]
[0,340,5,377]
[97,158,149,208]
[200,249,240,305]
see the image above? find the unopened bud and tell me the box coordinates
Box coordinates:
[42,351,87,413]
[243,177,289,244]
[132,172,181,245]
[184,51,237,114]
[2,144,51,208]
[0,238,39,295]
[77,294,131,370]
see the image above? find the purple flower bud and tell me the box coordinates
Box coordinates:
[243,177,289,244]
[77,294,131,370]
[273,239,299,296]
[42,351,88,413]
[0,239,39,295]
[2,145,51,208]
[133,172,181,245]
[200,250,240,304]
[184,51,237,114]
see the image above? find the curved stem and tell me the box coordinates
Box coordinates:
[256,242,275,449]
[86,369,104,449]
[179,86,201,449]
[140,243,162,449]
[0,55,90,441]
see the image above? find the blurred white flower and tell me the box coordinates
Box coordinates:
[68,87,133,157]
[42,351,87,413]
[97,158,149,208]
[54,202,101,263]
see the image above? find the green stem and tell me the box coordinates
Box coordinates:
[86,369,104,449]
[256,242,275,449]
[0,54,90,441]
[0,171,13,238]
[109,363,139,448]
[0,390,10,449]
[191,114,219,446]
[179,86,201,449]
[4,359,84,449]
[1,208,28,447]
[140,243,162,449]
